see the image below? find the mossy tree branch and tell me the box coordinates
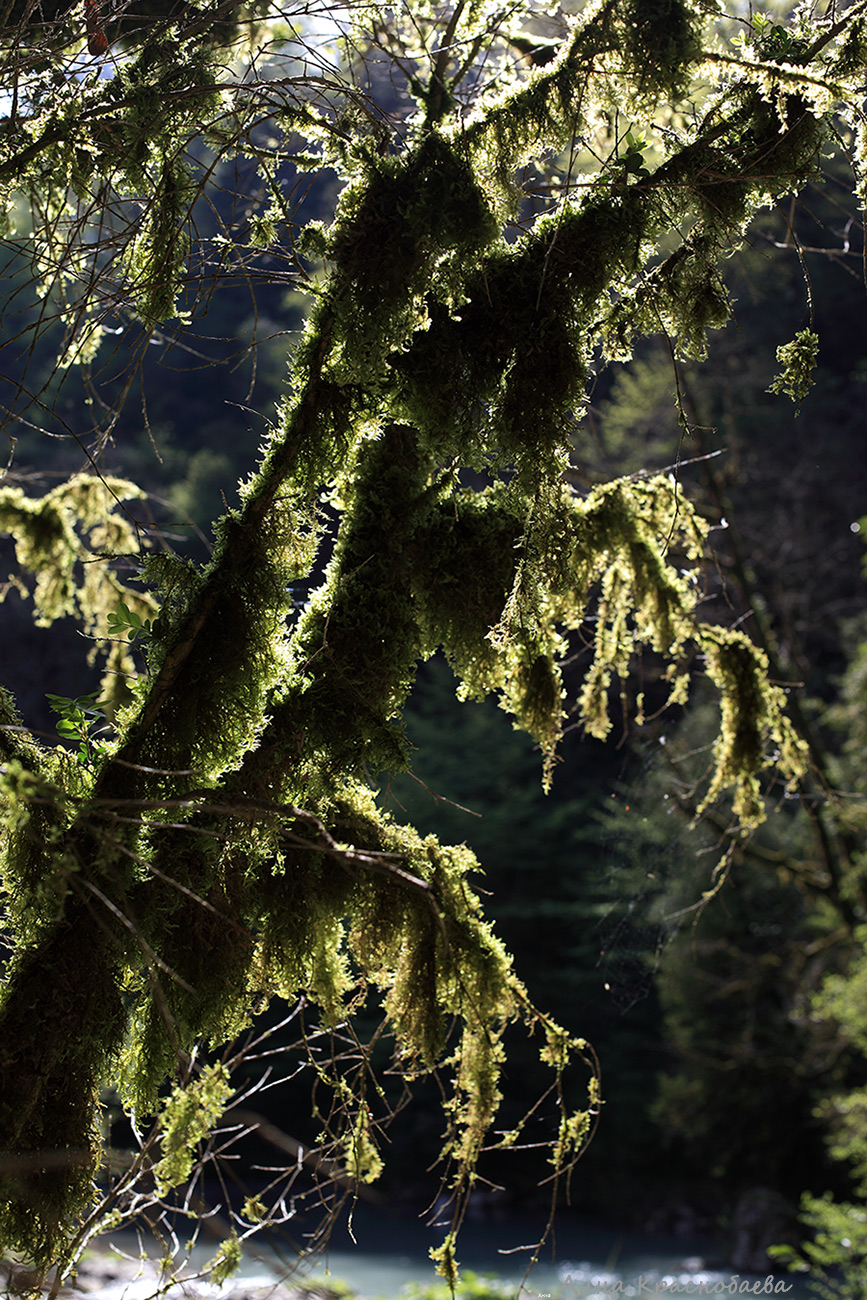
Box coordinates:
[0,0,865,1281]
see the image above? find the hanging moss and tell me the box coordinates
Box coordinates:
[618,0,700,99]
[699,628,806,829]
[118,832,256,1114]
[0,477,157,709]
[327,134,496,302]
[121,155,195,326]
[654,240,733,358]
[768,328,820,405]
[323,134,498,386]
[412,488,523,672]
[0,697,70,926]
[0,0,858,1277]
[0,903,127,1265]
[392,239,586,465]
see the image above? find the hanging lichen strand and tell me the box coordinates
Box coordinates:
[1,0,863,1279]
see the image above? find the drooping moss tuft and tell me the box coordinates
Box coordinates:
[699,628,807,829]
[412,488,523,672]
[618,0,700,99]
[324,134,497,385]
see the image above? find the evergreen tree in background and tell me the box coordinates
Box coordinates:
[591,184,867,1253]
[385,659,665,1219]
[0,0,866,1285]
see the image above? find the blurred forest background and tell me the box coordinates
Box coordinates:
[1,9,867,1271]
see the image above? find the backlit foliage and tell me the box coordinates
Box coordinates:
[0,0,863,1285]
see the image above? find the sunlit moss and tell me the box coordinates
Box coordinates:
[0,0,852,1274]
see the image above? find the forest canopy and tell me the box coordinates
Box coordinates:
[0,0,865,1286]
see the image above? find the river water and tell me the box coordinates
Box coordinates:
[285,1210,815,1298]
[93,1208,816,1300]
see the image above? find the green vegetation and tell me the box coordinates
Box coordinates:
[393,1272,515,1300]
[0,0,866,1291]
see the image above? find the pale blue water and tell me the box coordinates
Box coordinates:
[100,1210,816,1300]
[293,1250,811,1298]
[221,1207,817,1298]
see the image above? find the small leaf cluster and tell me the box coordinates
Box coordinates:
[107,600,154,644]
[617,131,652,183]
[46,691,110,768]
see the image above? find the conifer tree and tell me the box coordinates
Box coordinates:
[1,0,865,1283]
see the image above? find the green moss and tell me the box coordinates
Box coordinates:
[0,0,847,1270]
[0,904,126,1267]
[619,0,700,98]
[768,328,820,405]
[151,1064,232,1196]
